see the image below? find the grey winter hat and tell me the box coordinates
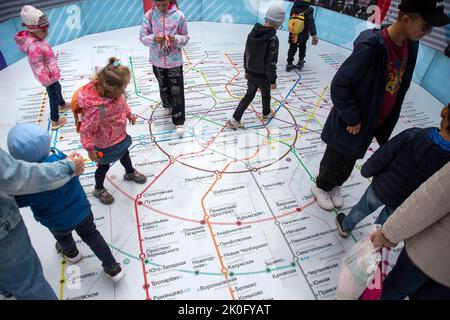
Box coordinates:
[265,2,286,26]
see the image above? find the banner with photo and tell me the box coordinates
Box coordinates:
[306,0,450,52]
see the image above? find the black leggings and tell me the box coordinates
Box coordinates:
[95,150,134,190]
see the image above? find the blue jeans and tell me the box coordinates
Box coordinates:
[0,220,57,300]
[342,184,394,232]
[51,212,116,268]
[46,81,66,122]
[381,248,450,300]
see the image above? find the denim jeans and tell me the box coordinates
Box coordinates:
[51,212,116,268]
[46,81,66,122]
[342,183,394,232]
[0,220,57,300]
[381,248,450,300]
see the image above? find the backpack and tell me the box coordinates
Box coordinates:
[288,6,313,43]
[71,87,83,133]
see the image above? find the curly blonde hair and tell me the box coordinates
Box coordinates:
[95,57,131,100]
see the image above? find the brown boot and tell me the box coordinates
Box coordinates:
[124,170,147,184]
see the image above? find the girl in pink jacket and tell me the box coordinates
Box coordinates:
[78,57,147,205]
[140,0,190,137]
[15,6,70,130]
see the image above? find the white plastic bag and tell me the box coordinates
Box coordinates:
[336,236,382,300]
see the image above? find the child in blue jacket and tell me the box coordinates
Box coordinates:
[8,123,125,282]
[335,104,450,238]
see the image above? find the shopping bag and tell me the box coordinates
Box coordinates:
[336,236,382,300]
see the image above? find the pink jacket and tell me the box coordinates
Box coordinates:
[78,82,132,151]
[15,30,61,87]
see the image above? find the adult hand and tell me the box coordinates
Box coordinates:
[87,150,99,162]
[67,152,85,176]
[271,83,277,90]
[370,228,396,250]
[312,35,319,45]
[346,123,361,135]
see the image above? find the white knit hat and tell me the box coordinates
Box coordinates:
[265,2,286,26]
[20,5,49,30]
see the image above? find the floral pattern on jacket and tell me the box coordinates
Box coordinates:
[139,5,189,69]
[78,82,132,151]
[15,30,61,87]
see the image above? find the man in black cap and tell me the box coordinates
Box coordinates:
[311,0,450,212]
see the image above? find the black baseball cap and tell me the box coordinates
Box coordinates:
[399,0,450,26]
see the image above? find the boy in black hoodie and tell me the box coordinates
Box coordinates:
[310,0,450,212]
[226,3,285,129]
[286,0,318,71]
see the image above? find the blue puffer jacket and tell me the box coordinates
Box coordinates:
[15,149,91,232]
[361,127,450,210]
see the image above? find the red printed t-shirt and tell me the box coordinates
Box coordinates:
[376,27,409,128]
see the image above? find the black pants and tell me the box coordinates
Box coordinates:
[153,65,185,126]
[95,150,134,190]
[52,212,116,268]
[287,40,307,65]
[46,81,66,122]
[316,145,356,192]
[381,248,450,300]
[232,73,271,122]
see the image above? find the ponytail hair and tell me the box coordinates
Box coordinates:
[94,57,131,100]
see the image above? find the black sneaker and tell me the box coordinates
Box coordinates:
[286,64,296,72]
[335,213,349,238]
[55,242,82,263]
[104,263,125,282]
[296,60,305,70]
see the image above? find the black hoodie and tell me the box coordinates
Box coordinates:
[243,23,279,84]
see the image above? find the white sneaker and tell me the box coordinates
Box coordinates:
[311,184,334,211]
[330,186,343,208]
[163,107,172,116]
[262,107,276,121]
[175,125,185,137]
[225,118,244,130]
[1,293,16,300]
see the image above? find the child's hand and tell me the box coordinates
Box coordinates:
[271,83,277,90]
[87,150,99,162]
[346,123,361,135]
[128,114,138,125]
[167,35,175,43]
[67,152,85,175]
[154,35,165,43]
[312,35,319,45]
